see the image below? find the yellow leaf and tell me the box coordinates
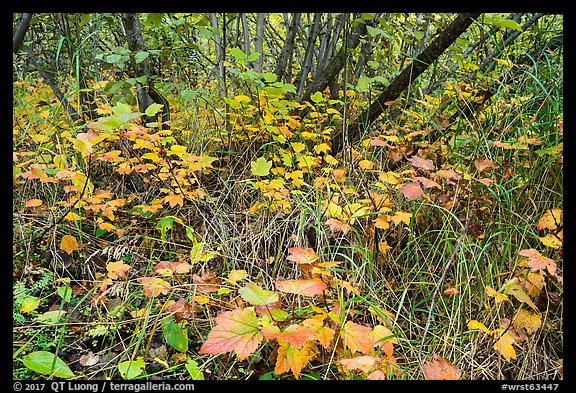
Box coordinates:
[59,235,79,255]
[485,286,509,304]
[358,159,374,170]
[314,143,331,155]
[107,261,131,280]
[467,320,491,334]
[512,308,542,336]
[539,233,562,249]
[291,142,306,154]
[64,212,83,221]
[373,214,391,230]
[391,211,412,226]
[493,330,516,362]
[378,171,399,185]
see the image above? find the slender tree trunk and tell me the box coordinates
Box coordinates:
[295,13,322,100]
[254,13,265,72]
[241,13,251,59]
[274,13,300,83]
[331,13,482,154]
[13,13,33,54]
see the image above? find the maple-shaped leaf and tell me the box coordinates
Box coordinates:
[398,182,424,200]
[275,279,327,297]
[391,211,412,226]
[59,235,79,255]
[106,261,131,280]
[163,193,184,208]
[342,321,373,354]
[339,355,377,373]
[370,325,398,358]
[517,271,545,297]
[537,209,562,231]
[200,307,263,361]
[238,282,279,306]
[301,318,335,349]
[325,218,351,235]
[373,214,391,230]
[137,277,171,297]
[250,156,272,177]
[518,249,558,277]
[262,323,314,349]
[423,354,462,380]
[274,339,318,379]
[492,330,516,362]
[286,247,318,265]
[407,155,435,171]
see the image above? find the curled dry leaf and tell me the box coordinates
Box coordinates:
[398,182,424,200]
[192,270,221,293]
[407,155,435,171]
[474,158,498,173]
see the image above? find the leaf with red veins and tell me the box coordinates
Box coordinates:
[263,324,314,349]
[199,307,264,361]
[286,247,318,265]
[275,278,327,297]
[341,321,373,354]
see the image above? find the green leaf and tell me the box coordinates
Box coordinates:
[180,88,196,102]
[247,51,262,62]
[113,102,134,116]
[146,13,164,25]
[229,47,247,62]
[250,157,272,177]
[22,351,75,378]
[156,216,174,241]
[488,17,523,32]
[262,72,277,83]
[20,297,40,313]
[145,103,164,117]
[310,91,324,103]
[36,310,67,325]
[185,360,205,380]
[57,286,72,303]
[238,282,279,306]
[135,51,150,64]
[162,317,189,352]
[106,54,122,64]
[118,357,146,380]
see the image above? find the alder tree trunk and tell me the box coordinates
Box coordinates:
[331,13,482,154]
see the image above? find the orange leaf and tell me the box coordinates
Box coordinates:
[59,235,79,255]
[342,321,373,354]
[192,270,222,293]
[263,324,314,349]
[274,340,318,379]
[423,354,462,380]
[518,249,558,277]
[106,261,131,280]
[443,284,459,296]
[301,318,335,349]
[25,199,43,207]
[537,209,562,231]
[391,211,412,226]
[154,261,193,275]
[370,325,398,358]
[339,355,377,373]
[200,307,264,361]
[414,176,441,189]
[275,278,327,297]
[325,218,351,235]
[398,182,423,200]
[373,214,391,230]
[474,158,498,173]
[407,155,435,171]
[358,159,374,170]
[493,330,516,362]
[286,247,318,265]
[137,277,171,297]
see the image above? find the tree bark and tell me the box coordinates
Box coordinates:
[331,13,482,154]
[274,13,300,83]
[254,13,265,72]
[294,13,322,100]
[13,13,33,54]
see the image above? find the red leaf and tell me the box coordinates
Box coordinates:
[398,182,424,200]
[518,249,558,277]
[199,307,264,361]
[474,158,498,173]
[275,279,327,297]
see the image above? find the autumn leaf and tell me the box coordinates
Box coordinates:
[407,155,435,171]
[539,232,562,249]
[358,159,374,170]
[423,354,461,380]
[192,270,222,293]
[378,171,400,185]
[59,235,79,255]
[493,330,517,362]
[341,321,373,354]
[537,209,562,231]
[286,247,318,265]
[238,282,279,306]
[275,278,327,297]
[106,261,131,280]
[262,324,314,349]
[301,318,335,349]
[200,307,264,361]
[325,218,351,235]
[512,308,542,336]
[467,320,492,334]
[398,182,424,200]
[518,249,558,277]
[414,176,441,189]
[474,158,498,173]
[373,214,391,230]
[274,340,318,379]
[154,261,193,276]
[391,211,412,226]
[485,286,509,304]
[339,355,377,373]
[370,325,398,358]
[501,277,538,311]
[137,277,171,297]
[25,198,43,207]
[250,156,272,177]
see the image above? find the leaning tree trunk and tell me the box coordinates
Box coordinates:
[274,13,300,83]
[331,13,482,154]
